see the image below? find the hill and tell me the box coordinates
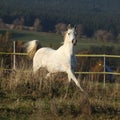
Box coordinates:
[1,0,120,14]
[0,0,120,36]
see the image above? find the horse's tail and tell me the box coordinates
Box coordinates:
[24,40,42,59]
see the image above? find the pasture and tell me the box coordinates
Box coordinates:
[0,29,120,52]
[0,70,119,120]
[0,29,120,119]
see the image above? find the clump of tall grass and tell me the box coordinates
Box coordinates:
[0,61,120,119]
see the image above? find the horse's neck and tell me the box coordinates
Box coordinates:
[62,43,75,56]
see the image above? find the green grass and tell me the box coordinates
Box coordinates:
[1,29,120,52]
[0,29,63,49]
[77,38,120,51]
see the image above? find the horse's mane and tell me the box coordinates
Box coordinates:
[64,31,67,42]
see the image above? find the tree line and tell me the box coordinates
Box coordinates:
[0,0,120,40]
[1,18,120,43]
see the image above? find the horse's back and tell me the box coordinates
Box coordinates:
[35,47,55,57]
[33,47,55,71]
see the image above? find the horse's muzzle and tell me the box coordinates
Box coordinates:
[72,39,77,45]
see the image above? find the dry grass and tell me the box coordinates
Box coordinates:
[0,67,120,120]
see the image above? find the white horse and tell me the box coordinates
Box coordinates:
[25,25,84,92]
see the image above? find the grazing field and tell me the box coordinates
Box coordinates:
[0,29,120,119]
[0,68,120,120]
[0,29,120,52]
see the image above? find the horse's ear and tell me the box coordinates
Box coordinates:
[67,24,71,29]
[74,25,77,30]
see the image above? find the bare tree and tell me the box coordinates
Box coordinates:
[13,17,24,30]
[94,30,114,42]
[94,30,106,41]
[76,24,83,38]
[103,31,114,42]
[33,18,42,31]
[55,23,67,35]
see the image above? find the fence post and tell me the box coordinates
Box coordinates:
[103,54,106,88]
[13,41,16,70]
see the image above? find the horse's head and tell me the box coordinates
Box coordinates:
[64,24,77,45]
[97,60,103,67]
[92,60,103,71]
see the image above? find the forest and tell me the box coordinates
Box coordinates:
[0,0,120,37]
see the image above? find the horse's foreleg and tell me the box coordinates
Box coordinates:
[63,74,72,99]
[67,69,84,92]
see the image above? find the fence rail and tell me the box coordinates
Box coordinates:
[1,52,120,58]
[0,52,27,55]
[76,54,120,58]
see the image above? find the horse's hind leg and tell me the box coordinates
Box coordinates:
[32,65,38,73]
[45,73,51,79]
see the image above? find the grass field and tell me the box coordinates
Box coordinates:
[0,29,120,119]
[0,69,119,120]
[1,29,120,52]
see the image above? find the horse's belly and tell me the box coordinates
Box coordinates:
[34,48,71,73]
[47,65,65,73]
[46,60,68,73]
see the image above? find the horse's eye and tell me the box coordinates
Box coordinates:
[68,32,70,35]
